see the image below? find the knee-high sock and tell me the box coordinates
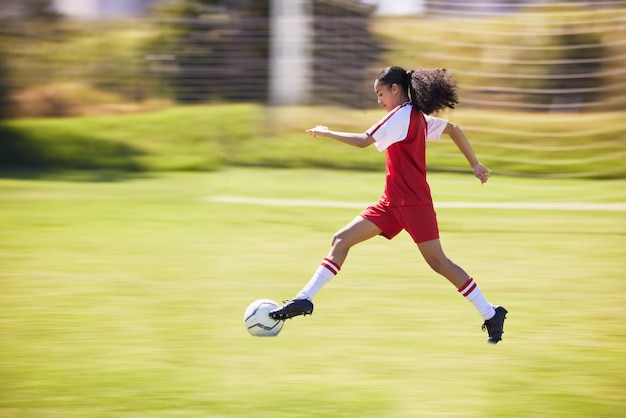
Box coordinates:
[295,258,341,301]
[458,277,496,320]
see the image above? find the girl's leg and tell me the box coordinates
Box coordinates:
[270,216,382,320]
[417,239,495,320]
[325,215,383,267]
[416,238,469,288]
[295,215,382,300]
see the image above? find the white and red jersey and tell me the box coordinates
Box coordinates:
[366,102,448,206]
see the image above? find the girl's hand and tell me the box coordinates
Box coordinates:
[306,125,329,138]
[472,163,491,184]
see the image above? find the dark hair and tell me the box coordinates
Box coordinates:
[376,66,459,115]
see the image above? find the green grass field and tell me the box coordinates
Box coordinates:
[1,168,624,417]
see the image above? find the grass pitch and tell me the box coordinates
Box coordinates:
[0,168,624,417]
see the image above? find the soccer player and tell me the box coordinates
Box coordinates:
[269,66,508,344]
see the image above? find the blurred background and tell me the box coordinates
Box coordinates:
[1,3,625,417]
[0,0,625,175]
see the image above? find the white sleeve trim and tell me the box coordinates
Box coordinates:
[425,115,448,141]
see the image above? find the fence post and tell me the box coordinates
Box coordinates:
[269,0,311,105]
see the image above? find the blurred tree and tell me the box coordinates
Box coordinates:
[0,0,61,29]
[0,0,61,118]
[20,0,61,21]
[0,53,9,119]
[543,32,606,111]
[310,0,382,108]
[146,0,381,106]
[513,30,607,112]
[146,0,270,103]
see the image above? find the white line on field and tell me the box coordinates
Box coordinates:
[206,196,626,212]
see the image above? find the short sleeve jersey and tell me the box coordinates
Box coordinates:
[366,102,448,206]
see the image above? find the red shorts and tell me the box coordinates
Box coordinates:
[360,202,439,243]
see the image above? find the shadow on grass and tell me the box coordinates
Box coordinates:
[0,124,150,182]
[0,167,153,182]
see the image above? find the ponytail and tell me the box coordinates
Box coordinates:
[377,66,459,114]
[407,68,459,115]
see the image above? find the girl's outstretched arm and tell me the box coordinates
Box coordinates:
[307,125,375,148]
[443,122,491,184]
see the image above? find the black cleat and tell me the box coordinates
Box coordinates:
[269,299,314,320]
[482,306,508,344]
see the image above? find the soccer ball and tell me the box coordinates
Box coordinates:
[244,299,284,337]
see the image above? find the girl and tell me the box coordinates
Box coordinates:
[269,66,508,344]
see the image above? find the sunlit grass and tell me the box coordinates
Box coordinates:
[0,168,624,417]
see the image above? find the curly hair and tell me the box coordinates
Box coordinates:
[408,68,459,114]
[377,66,459,115]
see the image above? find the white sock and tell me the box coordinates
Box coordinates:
[295,258,341,301]
[458,277,496,320]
